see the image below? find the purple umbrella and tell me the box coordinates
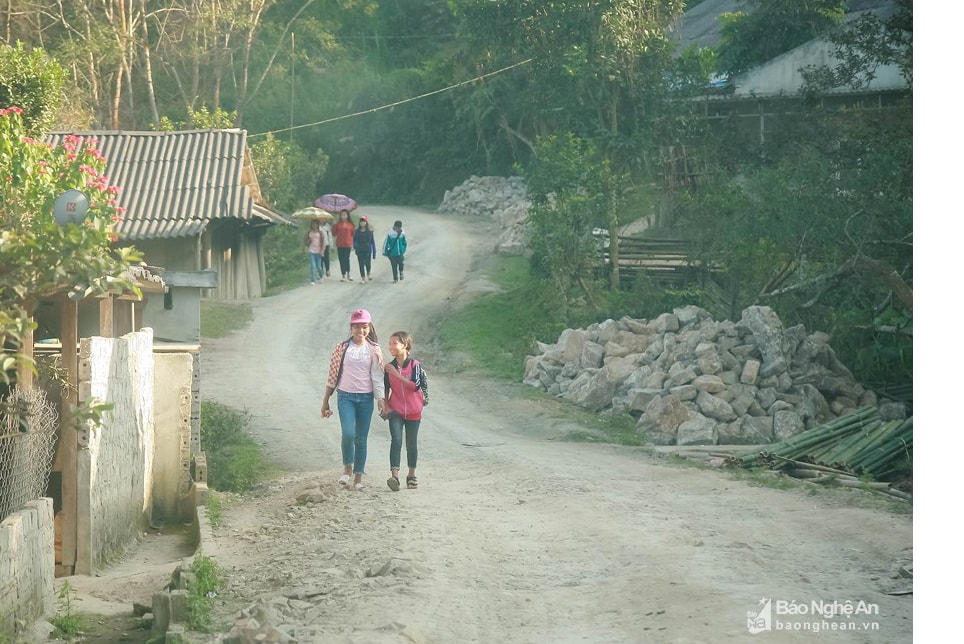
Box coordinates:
[314,193,358,213]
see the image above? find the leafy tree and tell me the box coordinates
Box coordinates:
[522,133,626,310]
[716,0,846,77]
[250,133,328,212]
[0,42,67,134]
[449,0,687,174]
[157,106,238,131]
[801,0,912,92]
[0,106,140,384]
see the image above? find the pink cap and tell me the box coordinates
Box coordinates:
[350,309,371,324]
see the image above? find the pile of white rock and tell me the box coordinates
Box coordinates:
[523,305,905,445]
[438,175,530,255]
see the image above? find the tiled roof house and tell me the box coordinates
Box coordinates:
[44,129,287,300]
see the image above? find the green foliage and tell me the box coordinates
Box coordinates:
[801,0,913,92]
[186,554,223,633]
[250,133,329,212]
[522,133,625,304]
[200,401,273,493]
[49,580,87,638]
[263,223,311,294]
[156,106,238,131]
[438,256,563,380]
[0,107,141,385]
[0,42,66,135]
[716,0,846,76]
[200,301,254,339]
[206,491,224,529]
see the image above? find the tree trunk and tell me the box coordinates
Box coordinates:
[608,215,620,290]
[139,0,160,126]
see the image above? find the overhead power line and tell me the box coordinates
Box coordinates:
[249,58,533,139]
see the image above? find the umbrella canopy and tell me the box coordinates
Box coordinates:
[314,193,357,213]
[290,206,335,222]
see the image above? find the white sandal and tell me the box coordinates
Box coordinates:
[338,474,351,486]
[353,482,365,491]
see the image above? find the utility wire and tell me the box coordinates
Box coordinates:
[249,58,533,139]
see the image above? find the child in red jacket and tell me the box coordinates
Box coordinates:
[382,331,429,490]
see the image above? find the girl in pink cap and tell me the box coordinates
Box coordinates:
[320,309,387,491]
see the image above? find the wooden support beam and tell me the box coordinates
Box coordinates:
[17,324,34,389]
[99,295,114,338]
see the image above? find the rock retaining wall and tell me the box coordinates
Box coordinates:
[524,305,905,445]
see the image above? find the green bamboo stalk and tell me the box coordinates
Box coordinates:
[816,416,886,462]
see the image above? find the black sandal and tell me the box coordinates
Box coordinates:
[387,476,400,491]
[406,476,418,489]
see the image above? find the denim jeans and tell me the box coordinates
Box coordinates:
[388,416,420,470]
[308,252,324,282]
[337,391,374,474]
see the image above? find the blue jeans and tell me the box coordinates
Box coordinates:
[388,416,420,470]
[308,252,324,282]
[337,391,374,474]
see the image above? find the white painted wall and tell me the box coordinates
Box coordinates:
[77,329,155,573]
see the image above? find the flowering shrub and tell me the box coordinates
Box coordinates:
[0,106,141,384]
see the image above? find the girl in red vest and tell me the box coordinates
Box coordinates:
[382,331,429,490]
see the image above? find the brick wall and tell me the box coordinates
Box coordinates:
[0,498,54,636]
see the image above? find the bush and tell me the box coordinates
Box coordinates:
[200,401,272,492]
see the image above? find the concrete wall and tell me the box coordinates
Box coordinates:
[142,287,202,343]
[0,498,54,636]
[76,329,155,573]
[152,352,194,522]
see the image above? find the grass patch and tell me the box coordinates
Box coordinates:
[206,491,224,528]
[49,580,88,638]
[200,401,274,492]
[186,555,223,633]
[561,409,644,446]
[728,467,801,491]
[436,255,566,381]
[200,300,253,339]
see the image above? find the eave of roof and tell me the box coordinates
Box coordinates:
[43,129,286,241]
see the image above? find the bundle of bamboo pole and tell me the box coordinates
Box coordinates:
[730,407,912,499]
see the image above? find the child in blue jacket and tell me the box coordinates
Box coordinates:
[382,220,408,283]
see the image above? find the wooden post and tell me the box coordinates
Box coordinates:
[99,295,114,338]
[16,323,34,389]
[59,297,79,575]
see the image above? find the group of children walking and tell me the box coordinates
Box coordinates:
[320,309,428,492]
[306,211,408,284]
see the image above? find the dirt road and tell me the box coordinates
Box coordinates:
[198,207,912,643]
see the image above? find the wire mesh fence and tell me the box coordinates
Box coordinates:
[0,386,59,523]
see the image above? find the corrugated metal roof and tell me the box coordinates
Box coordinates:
[43,129,285,241]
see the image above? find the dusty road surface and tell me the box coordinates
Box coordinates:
[195,206,913,643]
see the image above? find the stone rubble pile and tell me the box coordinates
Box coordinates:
[438,175,530,255]
[523,305,905,446]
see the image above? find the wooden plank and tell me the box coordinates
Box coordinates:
[99,295,114,338]
[16,324,34,389]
